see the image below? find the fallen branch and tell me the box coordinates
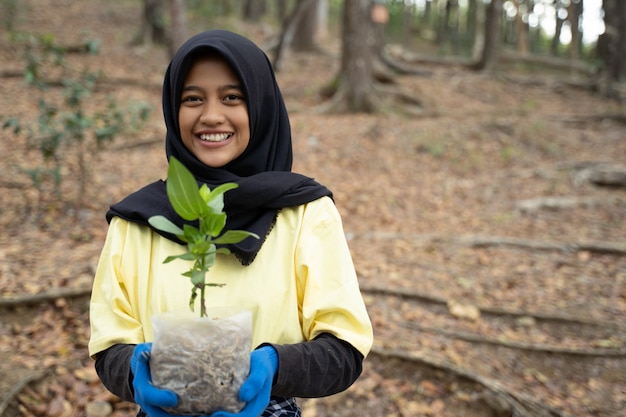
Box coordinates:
[370,346,574,417]
[0,286,92,308]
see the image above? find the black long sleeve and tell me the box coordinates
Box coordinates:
[94,333,363,402]
[268,333,364,398]
[94,344,136,402]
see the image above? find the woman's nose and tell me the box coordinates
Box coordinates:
[199,100,225,125]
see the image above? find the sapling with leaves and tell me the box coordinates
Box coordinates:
[148,156,259,318]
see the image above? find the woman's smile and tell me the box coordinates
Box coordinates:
[178,55,250,168]
[198,132,233,143]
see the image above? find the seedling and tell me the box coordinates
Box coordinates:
[148,156,259,317]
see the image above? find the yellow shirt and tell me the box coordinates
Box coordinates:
[89,196,373,358]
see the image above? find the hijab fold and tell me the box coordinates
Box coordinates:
[107,30,331,265]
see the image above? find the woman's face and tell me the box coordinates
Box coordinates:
[178,56,250,168]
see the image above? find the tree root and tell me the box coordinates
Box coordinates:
[360,283,623,330]
[370,346,575,417]
[400,321,626,357]
[350,231,626,256]
[0,286,91,308]
[0,369,46,415]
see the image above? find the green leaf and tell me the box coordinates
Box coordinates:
[199,184,212,204]
[203,250,216,267]
[148,215,184,236]
[189,241,211,256]
[212,230,259,244]
[202,212,227,237]
[206,193,225,214]
[166,157,209,220]
[182,224,204,244]
[206,182,239,211]
[163,252,196,263]
[190,270,206,286]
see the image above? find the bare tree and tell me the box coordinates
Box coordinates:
[472,0,502,71]
[335,0,377,112]
[597,0,626,97]
[567,0,583,60]
[318,0,421,114]
[169,0,188,58]
[550,0,565,56]
[243,0,266,20]
[291,0,320,51]
[514,0,529,54]
[131,0,168,47]
[272,0,319,71]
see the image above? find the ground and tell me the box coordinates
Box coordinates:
[0,1,625,417]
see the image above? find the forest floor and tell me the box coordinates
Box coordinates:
[1,1,626,417]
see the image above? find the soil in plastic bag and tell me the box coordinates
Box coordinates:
[150,308,252,415]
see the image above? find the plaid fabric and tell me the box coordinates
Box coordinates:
[136,397,301,417]
[262,397,301,417]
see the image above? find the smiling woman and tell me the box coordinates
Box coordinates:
[178,55,251,169]
[88,29,373,417]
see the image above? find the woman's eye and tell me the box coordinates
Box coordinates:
[224,94,244,102]
[182,96,202,103]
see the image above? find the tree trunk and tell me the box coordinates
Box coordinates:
[550,0,565,56]
[276,0,288,22]
[316,0,329,40]
[472,0,501,71]
[371,2,389,55]
[514,0,529,54]
[471,0,485,61]
[243,0,266,20]
[272,0,318,71]
[598,0,626,97]
[567,0,583,60]
[340,0,376,112]
[467,0,478,53]
[131,0,168,46]
[291,0,320,51]
[169,0,187,58]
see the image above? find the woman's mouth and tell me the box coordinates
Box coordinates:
[199,133,232,142]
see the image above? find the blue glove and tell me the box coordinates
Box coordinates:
[130,343,179,417]
[210,346,278,417]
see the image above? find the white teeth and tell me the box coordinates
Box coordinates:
[199,133,231,142]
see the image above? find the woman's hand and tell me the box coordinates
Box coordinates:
[210,346,278,417]
[130,343,179,417]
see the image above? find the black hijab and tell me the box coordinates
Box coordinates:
[107,30,332,265]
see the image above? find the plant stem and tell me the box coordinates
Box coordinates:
[200,282,207,317]
[199,256,207,318]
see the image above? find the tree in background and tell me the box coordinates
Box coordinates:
[330,0,377,112]
[243,0,266,21]
[597,0,626,97]
[291,0,320,51]
[567,0,584,60]
[472,0,502,71]
[169,0,187,57]
[131,0,168,48]
[272,0,321,71]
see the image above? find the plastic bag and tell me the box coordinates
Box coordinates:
[150,308,252,415]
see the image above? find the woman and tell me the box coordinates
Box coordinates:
[88,30,373,417]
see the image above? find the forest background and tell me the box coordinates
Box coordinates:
[0,1,625,417]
